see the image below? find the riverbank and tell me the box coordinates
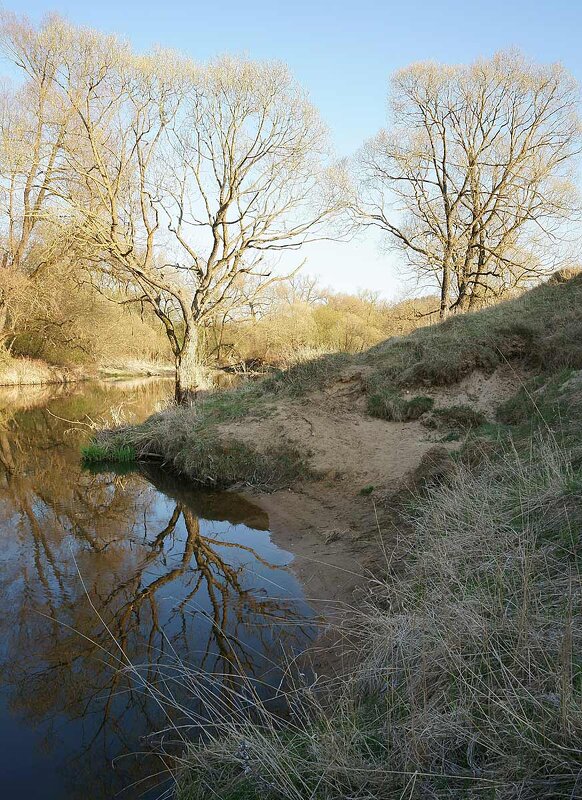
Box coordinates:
[87,271,582,799]
[0,353,174,387]
[0,355,86,387]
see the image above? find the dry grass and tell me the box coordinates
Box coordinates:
[0,352,84,386]
[98,358,174,378]
[366,387,434,421]
[174,431,582,799]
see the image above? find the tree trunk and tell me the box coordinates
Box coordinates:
[440,257,451,320]
[0,296,8,347]
[175,327,208,404]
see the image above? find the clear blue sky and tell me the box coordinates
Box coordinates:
[4,0,582,298]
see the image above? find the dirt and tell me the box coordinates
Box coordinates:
[223,363,528,613]
[220,365,438,489]
[426,363,528,416]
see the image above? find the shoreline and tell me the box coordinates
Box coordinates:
[0,356,174,388]
[241,482,379,609]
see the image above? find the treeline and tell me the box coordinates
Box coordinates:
[0,259,438,374]
[0,261,170,370]
[206,279,440,369]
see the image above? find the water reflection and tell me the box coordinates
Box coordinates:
[0,380,317,799]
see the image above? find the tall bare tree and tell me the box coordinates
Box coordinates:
[1,15,343,400]
[356,52,581,317]
[0,14,72,347]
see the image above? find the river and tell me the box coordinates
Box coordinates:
[0,378,320,799]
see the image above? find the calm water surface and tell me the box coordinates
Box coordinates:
[0,379,318,798]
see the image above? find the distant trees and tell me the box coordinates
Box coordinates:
[217,280,439,365]
[355,52,581,317]
[0,14,344,400]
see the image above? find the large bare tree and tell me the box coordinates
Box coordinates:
[1,15,343,400]
[356,52,581,317]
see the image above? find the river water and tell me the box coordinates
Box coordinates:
[0,378,319,799]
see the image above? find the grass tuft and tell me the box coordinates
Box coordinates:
[367,384,434,421]
[424,403,488,433]
[81,442,136,463]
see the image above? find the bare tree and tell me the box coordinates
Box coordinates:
[0,13,72,347]
[1,15,344,400]
[356,51,581,317]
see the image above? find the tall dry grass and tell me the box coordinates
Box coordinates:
[173,433,582,799]
[0,352,84,386]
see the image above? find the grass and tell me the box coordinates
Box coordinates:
[98,358,174,378]
[367,385,434,421]
[81,442,137,464]
[424,403,488,432]
[261,351,351,397]
[360,272,582,391]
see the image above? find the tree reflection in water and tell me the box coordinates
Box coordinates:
[0,381,318,800]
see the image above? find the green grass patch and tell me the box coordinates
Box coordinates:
[81,442,136,463]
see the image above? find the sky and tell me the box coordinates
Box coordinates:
[4,0,582,299]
